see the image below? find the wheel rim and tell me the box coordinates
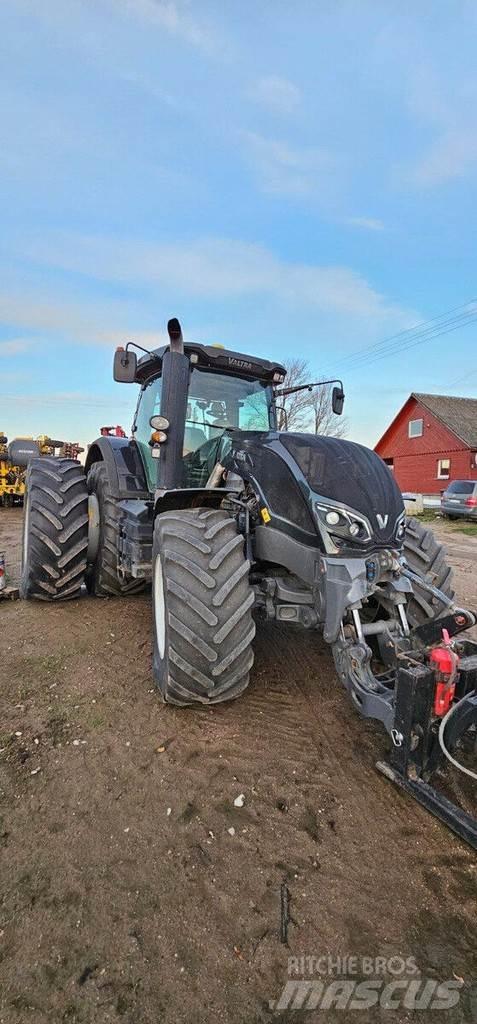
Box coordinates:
[154,553,166,659]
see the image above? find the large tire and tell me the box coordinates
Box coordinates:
[20,458,88,601]
[152,507,255,705]
[402,517,455,625]
[85,461,144,597]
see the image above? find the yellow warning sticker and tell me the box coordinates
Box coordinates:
[260,507,271,523]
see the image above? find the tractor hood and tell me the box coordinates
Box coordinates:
[225,429,404,549]
[278,432,404,543]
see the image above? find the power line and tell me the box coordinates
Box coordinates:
[323,298,477,377]
[343,311,477,373]
[342,311,477,371]
[437,367,477,389]
[334,299,477,369]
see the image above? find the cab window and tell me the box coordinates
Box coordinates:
[133,376,162,490]
[133,368,274,490]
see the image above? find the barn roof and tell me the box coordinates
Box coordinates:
[413,393,477,448]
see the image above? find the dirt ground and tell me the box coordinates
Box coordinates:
[0,508,476,1024]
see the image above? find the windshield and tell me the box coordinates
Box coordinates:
[133,368,274,489]
[446,480,475,494]
[184,367,273,449]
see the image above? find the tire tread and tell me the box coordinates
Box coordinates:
[403,517,455,624]
[20,457,88,601]
[153,507,255,705]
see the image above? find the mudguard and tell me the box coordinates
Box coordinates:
[85,436,149,500]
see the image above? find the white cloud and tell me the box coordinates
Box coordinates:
[0,292,164,350]
[250,76,301,115]
[0,338,32,355]
[240,131,335,198]
[410,130,477,186]
[346,217,385,232]
[118,0,220,56]
[2,391,133,409]
[17,233,410,323]
[13,0,224,69]
[404,68,477,186]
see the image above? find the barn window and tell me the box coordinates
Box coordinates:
[408,418,423,438]
[437,459,451,479]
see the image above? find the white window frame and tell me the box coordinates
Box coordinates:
[437,458,451,480]
[408,418,423,438]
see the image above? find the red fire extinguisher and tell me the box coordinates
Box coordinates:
[429,629,460,717]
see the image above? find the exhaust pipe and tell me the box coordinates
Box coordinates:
[157,317,189,494]
[167,318,184,354]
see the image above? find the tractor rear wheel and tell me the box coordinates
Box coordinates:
[20,457,88,601]
[402,517,455,625]
[85,461,144,597]
[152,507,255,705]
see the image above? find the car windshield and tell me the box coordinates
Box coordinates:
[446,480,475,494]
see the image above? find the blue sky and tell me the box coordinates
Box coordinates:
[1,0,477,447]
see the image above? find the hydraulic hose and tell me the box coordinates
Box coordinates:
[438,695,477,781]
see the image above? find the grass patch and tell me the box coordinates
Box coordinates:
[450,524,477,537]
[45,710,70,746]
[408,512,440,523]
[17,653,64,678]
[87,713,105,730]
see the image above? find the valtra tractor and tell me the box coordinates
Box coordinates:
[20,319,477,846]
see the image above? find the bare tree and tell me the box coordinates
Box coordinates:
[307,383,349,438]
[276,358,312,431]
[277,359,348,437]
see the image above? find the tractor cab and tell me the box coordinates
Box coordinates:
[114,323,286,494]
[132,363,279,492]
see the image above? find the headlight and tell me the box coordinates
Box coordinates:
[315,502,372,546]
[325,510,340,526]
[395,514,406,543]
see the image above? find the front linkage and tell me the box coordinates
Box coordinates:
[333,567,477,849]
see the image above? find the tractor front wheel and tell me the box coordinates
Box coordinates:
[402,517,455,625]
[152,507,255,705]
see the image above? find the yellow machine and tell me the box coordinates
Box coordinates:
[0,434,84,507]
[0,432,26,507]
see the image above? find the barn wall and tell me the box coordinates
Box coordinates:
[375,396,477,493]
[392,449,477,493]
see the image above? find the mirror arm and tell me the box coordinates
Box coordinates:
[125,341,158,358]
[274,378,344,398]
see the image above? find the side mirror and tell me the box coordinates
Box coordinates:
[113,348,137,383]
[332,386,345,416]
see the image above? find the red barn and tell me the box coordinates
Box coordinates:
[375,393,477,494]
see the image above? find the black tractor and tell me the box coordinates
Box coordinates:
[20,318,477,846]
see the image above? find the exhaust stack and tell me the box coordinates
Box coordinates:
[157,317,189,493]
[167,318,184,354]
